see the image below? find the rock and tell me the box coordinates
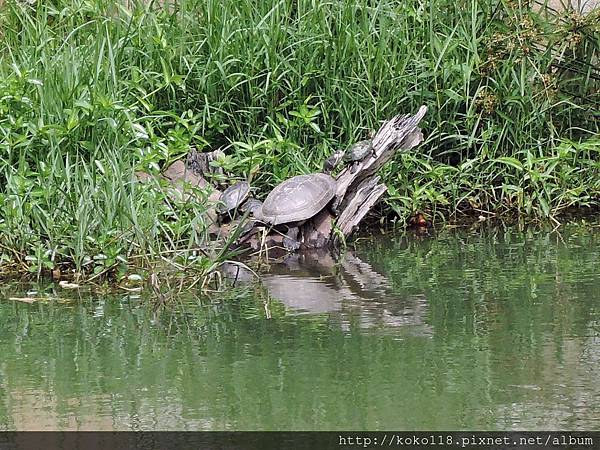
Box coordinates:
[162,160,221,225]
[135,171,155,182]
[163,160,208,189]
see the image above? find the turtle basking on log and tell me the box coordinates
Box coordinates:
[151,106,428,253]
[239,105,428,252]
[323,139,374,174]
[254,173,337,251]
[343,139,374,173]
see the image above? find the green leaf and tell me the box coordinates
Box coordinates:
[132,123,149,140]
[493,157,523,171]
[538,195,550,217]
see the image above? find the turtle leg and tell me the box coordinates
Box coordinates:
[282,226,301,251]
[350,161,360,174]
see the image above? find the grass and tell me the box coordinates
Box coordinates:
[0,0,598,282]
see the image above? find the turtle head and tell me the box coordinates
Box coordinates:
[323,150,344,174]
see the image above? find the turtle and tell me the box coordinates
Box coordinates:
[217,181,250,216]
[240,197,263,216]
[343,139,374,173]
[235,198,263,240]
[255,173,337,251]
[322,139,375,175]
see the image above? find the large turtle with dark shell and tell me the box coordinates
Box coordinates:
[255,173,337,250]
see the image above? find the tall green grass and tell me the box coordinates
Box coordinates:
[0,0,598,279]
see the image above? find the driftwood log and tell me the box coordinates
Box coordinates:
[152,107,427,253]
[299,105,427,249]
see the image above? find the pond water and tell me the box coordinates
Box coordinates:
[1,225,599,430]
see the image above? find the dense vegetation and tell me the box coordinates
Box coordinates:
[0,0,598,281]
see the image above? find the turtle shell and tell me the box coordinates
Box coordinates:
[344,140,373,162]
[258,173,337,225]
[218,181,250,214]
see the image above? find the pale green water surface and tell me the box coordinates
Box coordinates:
[0,226,599,430]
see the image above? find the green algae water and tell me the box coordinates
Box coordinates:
[1,226,599,430]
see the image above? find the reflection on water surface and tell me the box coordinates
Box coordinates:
[1,226,599,430]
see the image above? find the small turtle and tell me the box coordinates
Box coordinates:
[240,197,263,216]
[230,218,258,237]
[255,173,337,251]
[231,198,263,242]
[217,181,250,216]
[343,139,374,173]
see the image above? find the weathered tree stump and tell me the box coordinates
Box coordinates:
[333,106,427,211]
[301,105,427,248]
[186,148,224,178]
[138,107,428,254]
